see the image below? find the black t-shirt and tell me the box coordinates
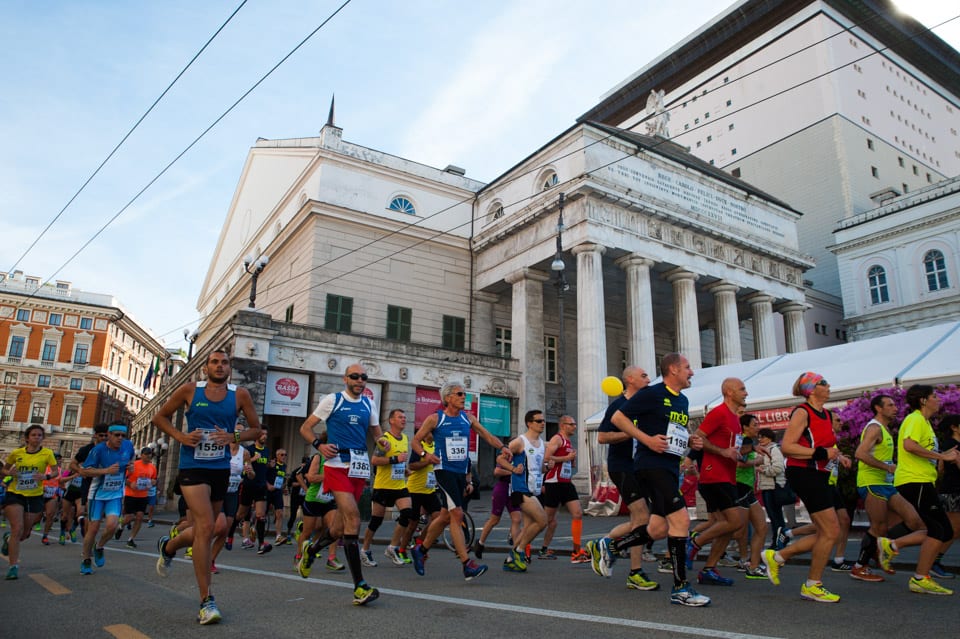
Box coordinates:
[245,444,270,486]
[267,462,287,491]
[74,441,97,494]
[938,437,960,494]
[599,395,634,473]
[617,382,690,474]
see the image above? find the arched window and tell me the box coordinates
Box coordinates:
[923,249,949,291]
[388,196,416,215]
[488,201,505,221]
[541,171,559,191]
[868,265,889,304]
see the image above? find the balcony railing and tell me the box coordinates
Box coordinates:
[6,356,22,364]
[72,362,87,371]
[40,360,55,368]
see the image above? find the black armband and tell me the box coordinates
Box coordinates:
[812,446,828,462]
[312,438,322,450]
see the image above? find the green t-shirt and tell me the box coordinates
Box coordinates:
[895,410,938,486]
[736,451,756,487]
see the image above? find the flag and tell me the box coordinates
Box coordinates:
[152,356,161,391]
[143,363,154,390]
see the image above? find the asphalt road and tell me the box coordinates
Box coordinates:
[2,516,958,639]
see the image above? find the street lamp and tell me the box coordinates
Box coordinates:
[552,193,568,415]
[148,437,170,505]
[183,329,199,361]
[243,254,269,309]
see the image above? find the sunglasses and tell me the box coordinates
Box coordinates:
[531,418,546,423]
[452,391,466,397]
[346,373,369,381]
[816,379,829,386]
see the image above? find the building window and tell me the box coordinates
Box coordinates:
[728,123,735,131]
[16,309,29,322]
[80,317,92,330]
[42,340,58,362]
[912,165,919,175]
[731,168,742,178]
[49,313,62,326]
[924,250,949,291]
[441,315,465,350]
[495,326,512,358]
[544,335,558,383]
[4,372,16,384]
[73,343,89,365]
[898,157,905,167]
[731,148,737,156]
[386,305,412,342]
[284,304,294,323]
[0,400,11,423]
[868,265,890,304]
[38,374,51,388]
[69,378,83,391]
[871,166,879,178]
[8,336,25,358]
[866,138,874,150]
[725,99,732,106]
[388,196,416,215]
[31,403,46,424]
[541,172,559,191]
[62,406,79,432]
[324,294,353,333]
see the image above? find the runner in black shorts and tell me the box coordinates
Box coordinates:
[68,424,109,538]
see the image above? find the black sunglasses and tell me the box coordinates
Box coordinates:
[531,418,546,423]
[816,379,829,386]
[346,373,369,381]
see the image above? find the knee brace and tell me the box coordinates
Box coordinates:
[397,508,414,528]
[368,515,384,533]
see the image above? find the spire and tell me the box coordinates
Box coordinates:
[326,94,336,128]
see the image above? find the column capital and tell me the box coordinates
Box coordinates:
[775,300,810,314]
[473,291,500,304]
[664,267,699,284]
[745,293,775,307]
[703,280,739,295]
[614,253,655,270]
[504,268,551,285]
[571,242,606,257]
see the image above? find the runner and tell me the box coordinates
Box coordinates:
[474,449,522,560]
[267,449,288,546]
[116,447,157,548]
[80,424,135,574]
[500,410,549,573]
[211,435,253,572]
[296,447,343,578]
[541,415,589,563]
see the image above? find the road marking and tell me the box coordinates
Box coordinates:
[104,624,151,639]
[29,573,71,595]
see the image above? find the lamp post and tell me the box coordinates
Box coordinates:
[243,254,269,309]
[148,437,170,507]
[550,192,568,415]
[183,329,199,361]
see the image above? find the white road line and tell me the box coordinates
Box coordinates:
[116,548,782,639]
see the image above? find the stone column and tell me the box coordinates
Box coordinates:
[615,254,656,375]
[504,268,549,414]
[747,293,777,359]
[705,281,742,366]
[665,268,702,369]
[778,301,809,353]
[572,243,607,488]
[471,291,499,355]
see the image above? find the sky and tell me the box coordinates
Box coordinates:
[1,0,957,353]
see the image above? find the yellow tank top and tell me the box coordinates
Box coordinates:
[856,419,894,487]
[373,432,409,490]
[406,440,436,494]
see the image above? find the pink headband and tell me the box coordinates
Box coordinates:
[797,372,824,397]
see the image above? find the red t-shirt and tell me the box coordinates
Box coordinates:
[698,403,741,485]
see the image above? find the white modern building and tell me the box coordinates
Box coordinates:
[581,0,960,344]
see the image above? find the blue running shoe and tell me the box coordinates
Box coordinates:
[411,544,428,576]
[697,567,734,586]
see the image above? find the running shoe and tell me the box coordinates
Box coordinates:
[70,529,78,543]
[169,525,180,540]
[626,570,660,591]
[685,539,700,570]
[5,565,18,580]
[126,539,137,549]
[736,559,749,572]
[502,556,526,572]
[275,535,289,546]
[360,549,378,567]
[297,541,314,578]
[463,559,488,581]
[930,562,956,580]
[670,582,710,607]
[717,553,739,568]
[58,533,66,546]
[156,535,174,577]
[775,527,789,550]
[598,537,615,575]
[114,527,123,540]
[761,549,781,586]
[210,561,219,574]
[657,557,674,574]
[257,543,272,555]
[538,548,557,560]
[570,549,591,564]
[850,565,884,582]
[830,559,853,572]
[800,581,840,603]
[384,545,405,566]
[641,550,657,563]
[94,547,105,568]
[399,549,412,564]
[80,559,93,575]
[877,537,897,573]
[326,557,345,571]
[698,567,735,586]
[509,548,528,571]
[198,596,222,625]
[909,575,954,595]
[745,565,768,580]
[185,547,193,558]
[241,538,255,549]
[473,541,485,559]
[146,520,155,528]
[41,535,50,545]
[353,582,380,606]
[225,537,233,551]
[411,543,428,576]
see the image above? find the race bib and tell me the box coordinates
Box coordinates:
[319,487,335,503]
[43,485,58,498]
[228,475,242,493]
[734,434,744,450]
[273,476,284,490]
[532,473,544,494]
[391,462,407,481]
[425,471,437,490]
[71,475,83,488]
[665,421,690,457]
[194,430,225,461]
[347,449,371,479]
[136,477,152,491]
[559,461,573,480]
[103,473,124,492]
[445,436,468,462]
[16,475,38,492]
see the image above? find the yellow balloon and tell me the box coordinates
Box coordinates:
[601,376,624,397]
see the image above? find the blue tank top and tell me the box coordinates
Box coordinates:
[510,435,544,495]
[327,392,375,458]
[433,410,471,475]
[179,382,238,470]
